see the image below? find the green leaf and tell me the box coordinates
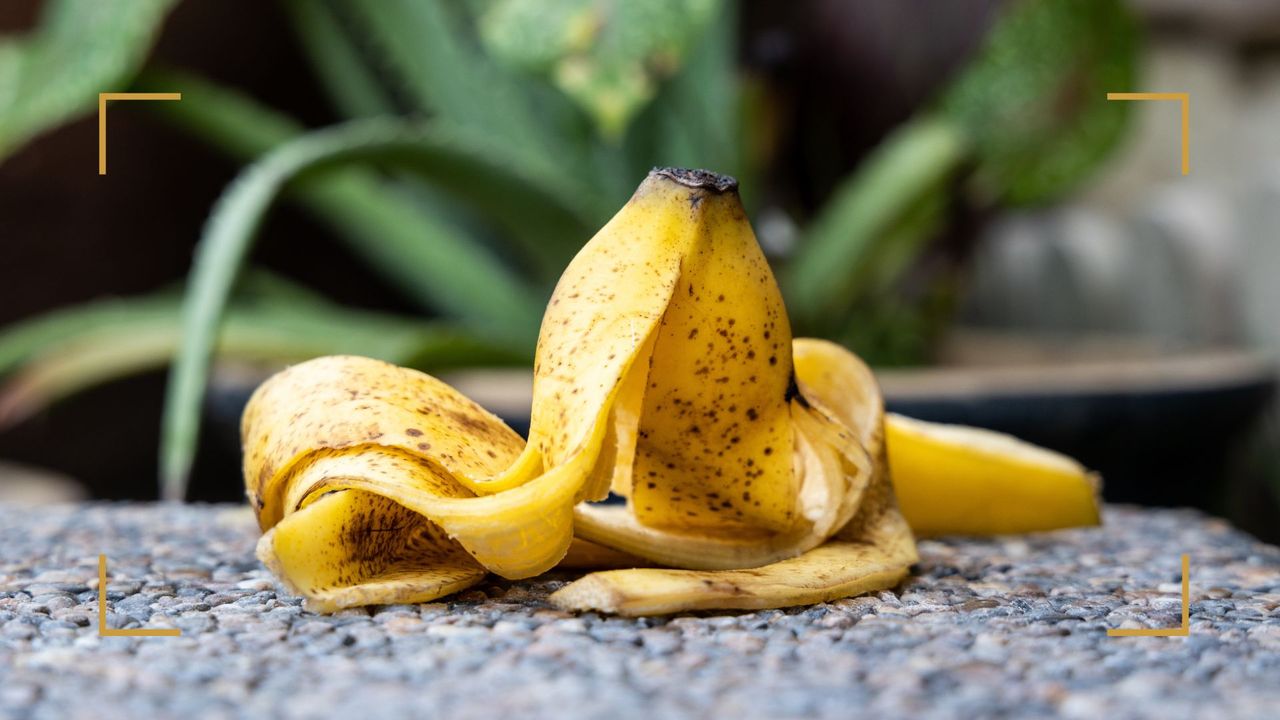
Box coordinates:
[0,294,181,377]
[0,275,516,434]
[620,0,741,187]
[283,0,398,118]
[134,67,300,157]
[832,287,957,368]
[338,0,588,169]
[479,0,722,137]
[162,117,574,498]
[783,118,967,329]
[137,68,603,275]
[366,120,605,277]
[0,0,178,160]
[181,117,552,340]
[657,2,740,180]
[826,191,953,366]
[940,0,1139,205]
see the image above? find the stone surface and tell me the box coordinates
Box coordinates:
[1,503,1277,719]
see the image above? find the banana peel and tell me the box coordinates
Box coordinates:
[243,168,1097,616]
[885,413,1101,536]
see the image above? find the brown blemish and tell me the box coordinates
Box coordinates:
[785,374,810,408]
[445,409,494,435]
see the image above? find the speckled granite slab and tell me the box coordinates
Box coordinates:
[1,503,1277,719]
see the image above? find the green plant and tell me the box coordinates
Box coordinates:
[0,0,1138,499]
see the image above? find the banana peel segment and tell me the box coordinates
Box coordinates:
[554,413,918,616]
[885,413,1101,536]
[242,168,921,614]
[554,337,920,614]
[552,505,916,616]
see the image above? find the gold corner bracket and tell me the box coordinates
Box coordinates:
[1105,92,1189,176]
[97,554,181,637]
[97,92,182,175]
[1107,554,1190,638]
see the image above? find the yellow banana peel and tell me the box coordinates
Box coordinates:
[885,413,1101,537]
[242,168,1098,616]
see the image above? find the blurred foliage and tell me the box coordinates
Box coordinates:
[0,272,515,431]
[785,0,1139,338]
[0,0,1139,498]
[480,0,721,137]
[0,0,178,159]
[940,0,1139,204]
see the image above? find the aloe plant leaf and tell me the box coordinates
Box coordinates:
[137,68,603,273]
[783,118,967,328]
[0,275,515,434]
[0,0,178,160]
[163,116,581,498]
[337,0,588,168]
[177,117,551,339]
[0,295,181,377]
[654,1,739,179]
[282,0,399,118]
[940,0,1139,205]
[134,67,300,157]
[619,0,740,187]
[786,0,1138,342]
[826,188,952,366]
[479,0,722,138]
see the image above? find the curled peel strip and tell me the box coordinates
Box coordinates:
[243,169,918,615]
